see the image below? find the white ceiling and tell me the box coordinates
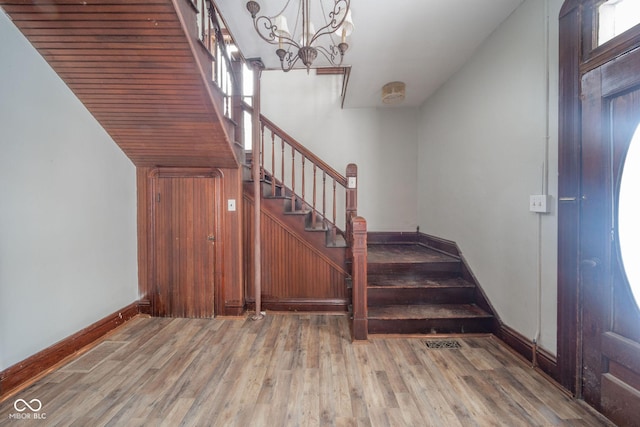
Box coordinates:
[215,0,525,108]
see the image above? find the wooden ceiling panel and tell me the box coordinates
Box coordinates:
[1,0,238,169]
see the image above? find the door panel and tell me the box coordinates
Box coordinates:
[154,175,217,318]
[581,47,640,426]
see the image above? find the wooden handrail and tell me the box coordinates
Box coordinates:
[243,103,348,187]
[243,101,357,247]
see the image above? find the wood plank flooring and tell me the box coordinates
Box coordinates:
[0,314,612,426]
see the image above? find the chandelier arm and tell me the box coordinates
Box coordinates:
[252,16,303,50]
[281,50,301,72]
[308,26,342,46]
[276,34,301,49]
[308,0,350,46]
[252,16,278,44]
[315,45,344,66]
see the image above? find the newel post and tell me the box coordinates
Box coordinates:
[230,55,244,145]
[345,163,358,252]
[352,217,368,341]
[249,58,265,321]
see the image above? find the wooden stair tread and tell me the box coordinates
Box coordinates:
[368,304,491,320]
[368,275,473,288]
[368,244,458,264]
[284,209,311,216]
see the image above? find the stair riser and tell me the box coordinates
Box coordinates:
[284,198,304,212]
[367,262,461,277]
[368,317,493,335]
[368,287,475,306]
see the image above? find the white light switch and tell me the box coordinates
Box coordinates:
[529,195,550,213]
[348,177,357,189]
[228,199,236,211]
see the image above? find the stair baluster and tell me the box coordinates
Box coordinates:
[271,130,276,197]
[312,164,318,228]
[322,172,327,231]
[301,157,306,204]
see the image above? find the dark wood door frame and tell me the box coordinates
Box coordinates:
[558,0,640,397]
[148,167,224,317]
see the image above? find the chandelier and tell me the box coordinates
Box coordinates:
[245,0,353,72]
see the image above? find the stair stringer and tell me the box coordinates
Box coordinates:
[415,232,501,332]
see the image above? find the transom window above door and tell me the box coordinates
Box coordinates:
[598,0,640,45]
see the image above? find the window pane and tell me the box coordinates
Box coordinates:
[619,122,640,307]
[598,0,640,46]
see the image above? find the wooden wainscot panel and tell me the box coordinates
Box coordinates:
[136,166,154,314]
[243,194,349,312]
[219,167,245,316]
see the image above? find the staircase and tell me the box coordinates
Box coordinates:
[242,137,358,312]
[365,237,495,335]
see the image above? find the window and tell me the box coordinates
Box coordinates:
[619,122,640,306]
[598,0,640,46]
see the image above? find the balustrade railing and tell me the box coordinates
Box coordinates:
[245,108,357,247]
[195,0,236,119]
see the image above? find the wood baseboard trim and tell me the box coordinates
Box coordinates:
[497,324,559,382]
[0,301,140,399]
[223,302,245,316]
[367,231,420,245]
[138,299,152,315]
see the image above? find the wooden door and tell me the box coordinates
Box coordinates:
[580,46,640,425]
[153,172,218,318]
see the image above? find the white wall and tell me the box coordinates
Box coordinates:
[261,71,418,232]
[0,11,139,370]
[417,0,560,353]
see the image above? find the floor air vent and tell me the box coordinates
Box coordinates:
[424,339,462,349]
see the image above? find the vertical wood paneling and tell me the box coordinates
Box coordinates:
[216,167,244,315]
[137,167,153,314]
[155,174,216,318]
[244,195,348,311]
[557,3,582,394]
[0,0,238,168]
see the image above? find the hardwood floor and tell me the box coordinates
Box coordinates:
[0,314,612,426]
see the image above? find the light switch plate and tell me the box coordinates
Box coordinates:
[529,195,550,213]
[348,177,357,189]
[228,199,236,211]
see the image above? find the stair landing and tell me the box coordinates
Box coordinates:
[368,244,456,264]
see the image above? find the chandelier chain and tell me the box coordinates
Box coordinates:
[268,0,294,20]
